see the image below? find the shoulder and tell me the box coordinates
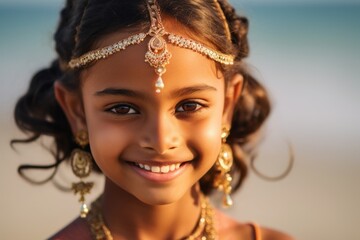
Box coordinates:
[260,226,294,240]
[47,217,92,240]
[215,210,294,240]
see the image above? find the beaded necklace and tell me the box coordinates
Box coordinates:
[86,196,217,240]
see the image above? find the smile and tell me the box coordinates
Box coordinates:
[134,162,182,174]
[127,160,191,182]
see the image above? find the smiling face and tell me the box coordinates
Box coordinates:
[56,21,242,206]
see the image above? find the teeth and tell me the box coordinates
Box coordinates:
[136,163,183,173]
[170,164,176,171]
[161,165,169,173]
[151,166,160,173]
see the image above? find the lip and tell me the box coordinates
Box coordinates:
[128,161,191,183]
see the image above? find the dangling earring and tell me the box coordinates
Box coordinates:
[70,129,94,218]
[213,127,234,208]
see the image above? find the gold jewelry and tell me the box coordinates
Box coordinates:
[71,129,94,218]
[68,0,234,93]
[86,195,217,240]
[144,0,171,93]
[213,127,233,208]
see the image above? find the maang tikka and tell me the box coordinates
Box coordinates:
[213,127,234,207]
[68,0,234,93]
[70,129,94,218]
[144,0,171,93]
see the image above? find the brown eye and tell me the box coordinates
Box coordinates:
[108,104,138,115]
[176,102,202,112]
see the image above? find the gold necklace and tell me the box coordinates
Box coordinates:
[86,195,217,240]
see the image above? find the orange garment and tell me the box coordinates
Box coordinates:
[249,222,262,240]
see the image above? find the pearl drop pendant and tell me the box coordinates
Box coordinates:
[80,203,89,218]
[155,76,164,93]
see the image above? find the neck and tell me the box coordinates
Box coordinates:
[101,178,203,240]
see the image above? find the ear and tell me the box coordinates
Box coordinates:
[222,74,244,128]
[54,81,86,135]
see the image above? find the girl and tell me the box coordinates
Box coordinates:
[13,0,293,239]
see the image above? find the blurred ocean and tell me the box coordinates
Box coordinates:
[0,3,359,240]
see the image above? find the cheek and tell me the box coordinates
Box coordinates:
[90,123,122,157]
[83,103,130,172]
[187,110,223,168]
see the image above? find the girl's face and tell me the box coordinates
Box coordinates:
[60,23,241,206]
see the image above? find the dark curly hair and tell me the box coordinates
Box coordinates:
[12,0,271,195]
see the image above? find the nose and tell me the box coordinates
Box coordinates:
[139,113,181,155]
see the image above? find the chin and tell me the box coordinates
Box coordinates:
[133,182,198,206]
[133,186,190,206]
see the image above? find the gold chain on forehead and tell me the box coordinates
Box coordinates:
[68,0,234,93]
[144,0,171,93]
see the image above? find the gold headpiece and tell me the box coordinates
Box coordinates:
[68,0,234,93]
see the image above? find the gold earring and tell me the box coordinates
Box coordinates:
[70,129,94,218]
[213,127,233,208]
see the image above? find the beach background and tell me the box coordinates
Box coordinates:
[0,0,359,239]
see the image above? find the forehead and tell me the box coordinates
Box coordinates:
[81,21,224,95]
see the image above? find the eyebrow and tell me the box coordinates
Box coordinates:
[94,84,217,99]
[94,88,146,99]
[171,84,217,98]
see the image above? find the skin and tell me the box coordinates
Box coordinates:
[52,20,293,240]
